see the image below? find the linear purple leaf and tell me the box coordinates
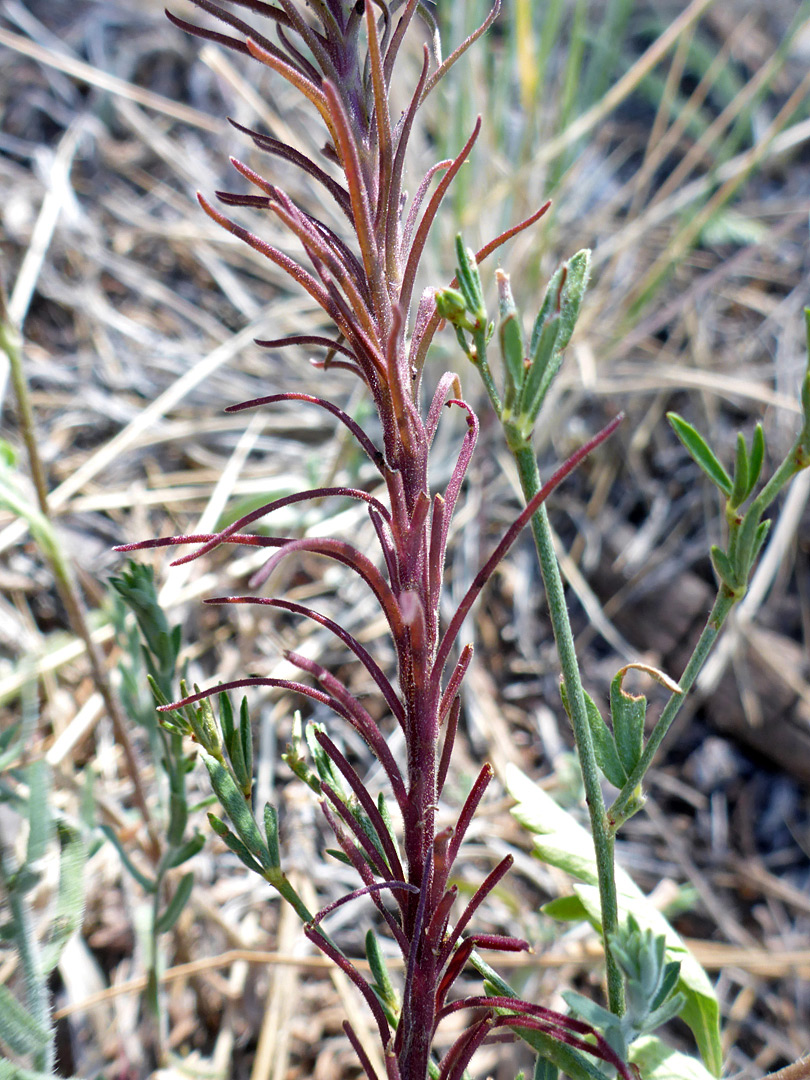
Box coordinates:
[315,729,406,883]
[113,532,285,553]
[436,696,459,799]
[438,856,514,967]
[246,536,405,640]
[399,117,482,318]
[446,764,493,869]
[228,118,352,215]
[421,2,502,102]
[433,414,624,681]
[203,596,403,724]
[318,798,409,955]
[425,371,463,445]
[166,486,391,567]
[286,650,408,809]
[304,923,391,1048]
[343,1021,381,1080]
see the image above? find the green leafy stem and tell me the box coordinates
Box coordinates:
[439,241,810,1029]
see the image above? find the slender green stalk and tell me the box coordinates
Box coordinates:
[0,303,161,863]
[511,439,625,1017]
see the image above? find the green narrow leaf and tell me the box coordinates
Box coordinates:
[239,697,253,795]
[528,264,564,357]
[518,313,562,424]
[192,692,222,756]
[745,423,765,498]
[166,832,205,870]
[226,724,248,794]
[610,670,646,776]
[167,788,188,848]
[709,545,737,588]
[534,1056,559,1080]
[219,691,235,747]
[498,271,526,404]
[208,812,265,875]
[454,235,486,324]
[560,681,626,788]
[25,760,50,869]
[264,803,281,869]
[555,249,591,352]
[0,985,50,1055]
[581,688,627,789]
[652,961,683,1012]
[203,753,270,870]
[325,848,354,866]
[729,432,749,508]
[155,872,194,934]
[99,825,156,893]
[41,824,85,974]
[541,894,589,921]
[305,723,343,794]
[561,990,617,1031]
[667,414,733,495]
[365,929,397,1009]
[751,518,771,564]
[377,792,402,868]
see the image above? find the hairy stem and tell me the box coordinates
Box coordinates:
[511,439,625,1017]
